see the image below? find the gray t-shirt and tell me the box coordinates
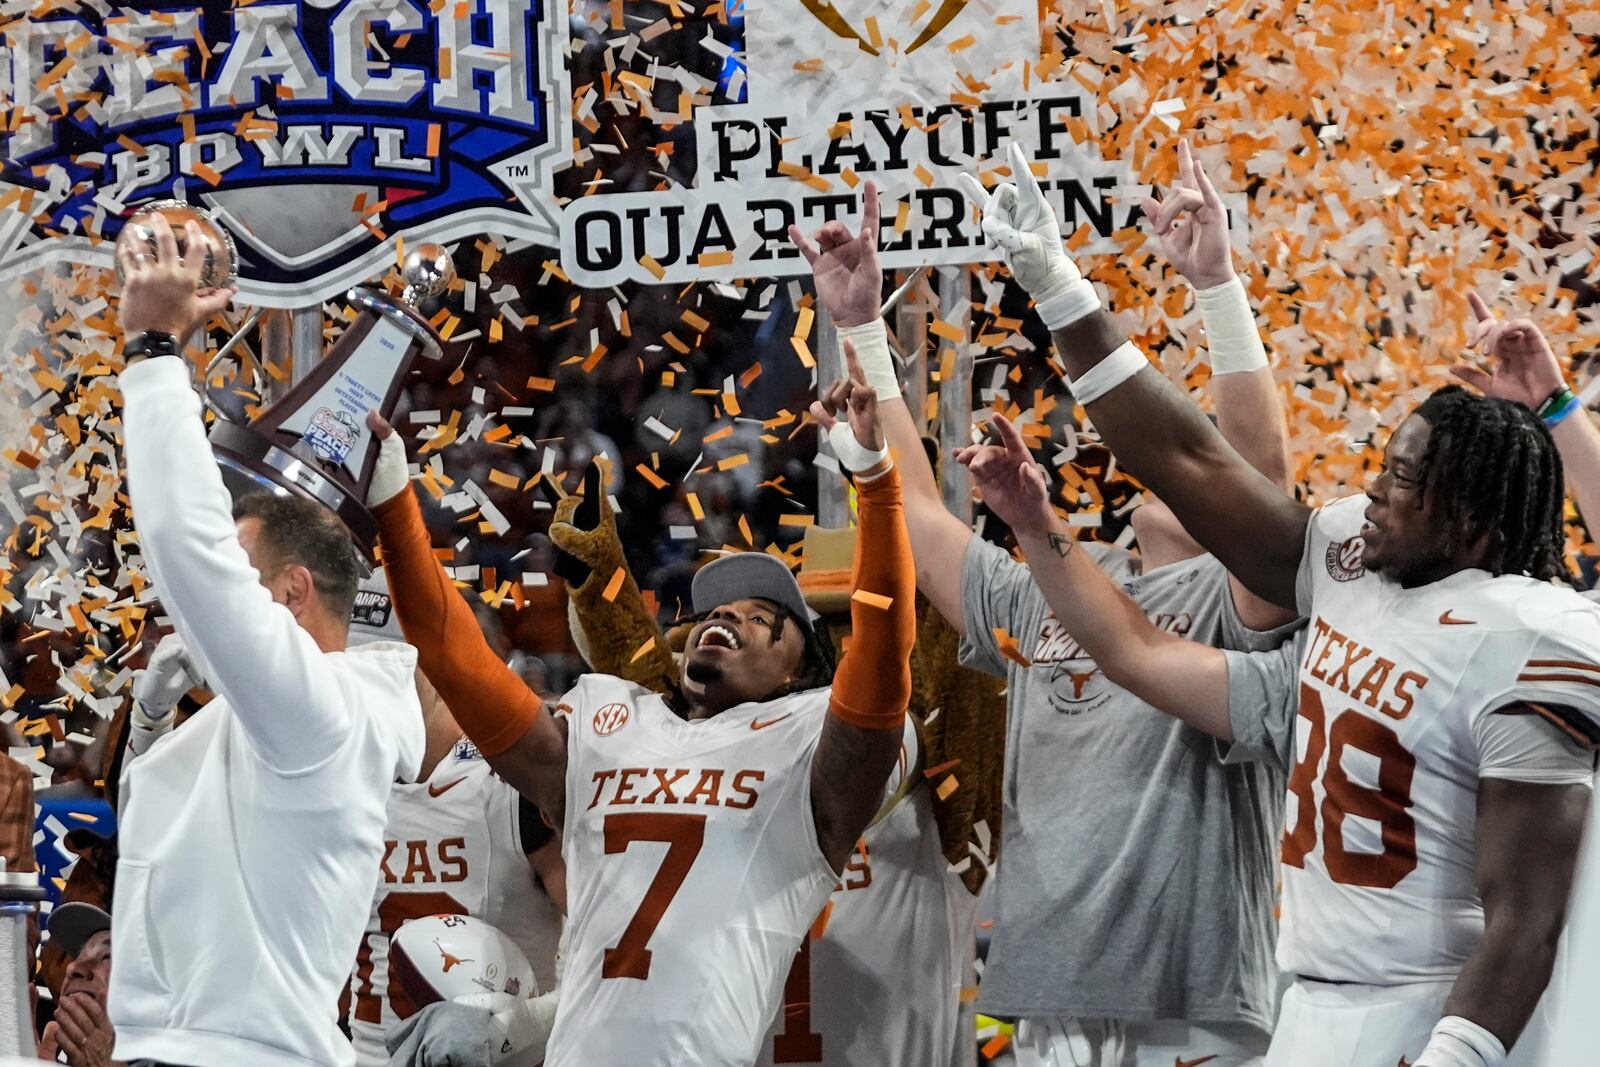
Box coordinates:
[961,537,1295,1030]
[1224,634,1307,774]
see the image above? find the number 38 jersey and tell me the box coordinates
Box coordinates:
[1256,495,1600,986]
[547,675,842,1067]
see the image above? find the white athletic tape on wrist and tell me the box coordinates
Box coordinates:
[1414,1016,1506,1067]
[132,701,176,731]
[367,432,411,506]
[827,421,890,474]
[1194,276,1268,375]
[1065,342,1149,405]
[836,319,900,401]
[1033,277,1101,331]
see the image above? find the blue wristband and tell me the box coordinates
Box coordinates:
[1544,393,1582,428]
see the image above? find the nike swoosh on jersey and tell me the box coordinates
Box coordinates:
[751,714,793,730]
[428,776,469,797]
[1439,610,1476,625]
[1174,1056,1218,1067]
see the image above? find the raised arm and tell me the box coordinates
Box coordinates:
[961,144,1310,608]
[1143,141,1295,628]
[117,219,363,773]
[367,417,568,820]
[790,184,974,634]
[956,414,1234,738]
[805,343,917,873]
[1455,291,1600,546]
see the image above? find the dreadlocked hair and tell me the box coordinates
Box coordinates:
[765,609,837,697]
[1412,385,1570,583]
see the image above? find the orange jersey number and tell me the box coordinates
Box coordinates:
[771,933,824,1063]
[602,812,707,980]
[1281,684,1419,888]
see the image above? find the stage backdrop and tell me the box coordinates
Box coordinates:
[557,0,1145,285]
[0,0,571,306]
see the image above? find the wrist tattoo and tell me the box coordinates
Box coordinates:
[1046,531,1075,558]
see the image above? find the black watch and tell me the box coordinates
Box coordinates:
[125,331,179,359]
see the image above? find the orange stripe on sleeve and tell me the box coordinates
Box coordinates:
[374,490,542,756]
[828,466,913,731]
[1498,701,1596,749]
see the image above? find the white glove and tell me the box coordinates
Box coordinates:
[130,636,200,756]
[133,636,200,716]
[490,988,558,1066]
[367,426,410,507]
[958,143,1100,329]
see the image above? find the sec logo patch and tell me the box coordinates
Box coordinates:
[1326,535,1366,582]
[593,703,630,736]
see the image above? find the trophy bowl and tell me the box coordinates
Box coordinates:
[208,243,454,562]
[401,242,456,304]
[115,200,238,289]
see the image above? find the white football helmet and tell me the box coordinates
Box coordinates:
[389,914,539,1013]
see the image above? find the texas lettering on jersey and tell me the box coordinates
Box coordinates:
[378,836,469,885]
[1301,617,1431,720]
[586,767,767,811]
[550,679,840,1066]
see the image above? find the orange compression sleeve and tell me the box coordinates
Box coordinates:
[828,465,915,730]
[374,490,542,755]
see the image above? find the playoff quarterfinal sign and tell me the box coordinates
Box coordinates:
[559,0,1137,286]
[0,0,569,306]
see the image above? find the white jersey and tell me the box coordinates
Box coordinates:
[349,738,564,1067]
[1283,495,1600,985]
[547,675,845,1067]
[752,768,975,1067]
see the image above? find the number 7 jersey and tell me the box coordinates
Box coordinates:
[546,675,842,1067]
[1272,495,1600,985]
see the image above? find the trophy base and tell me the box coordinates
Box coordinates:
[210,420,380,561]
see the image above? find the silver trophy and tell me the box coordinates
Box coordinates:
[206,239,455,559]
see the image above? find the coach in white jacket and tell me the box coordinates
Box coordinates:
[111,217,425,1067]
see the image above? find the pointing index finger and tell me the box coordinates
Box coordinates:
[1467,290,1494,324]
[1007,142,1046,208]
[788,223,821,265]
[992,412,1030,457]
[860,179,880,241]
[956,172,992,210]
[842,337,867,386]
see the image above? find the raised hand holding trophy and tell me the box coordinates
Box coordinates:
[116,201,453,560]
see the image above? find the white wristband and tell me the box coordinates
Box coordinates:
[1414,1016,1507,1067]
[1194,276,1268,376]
[1033,278,1102,331]
[128,702,177,757]
[836,319,900,401]
[1065,342,1149,405]
[827,421,891,475]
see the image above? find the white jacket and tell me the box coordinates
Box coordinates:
[113,357,424,1067]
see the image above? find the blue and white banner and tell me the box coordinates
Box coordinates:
[0,0,570,306]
